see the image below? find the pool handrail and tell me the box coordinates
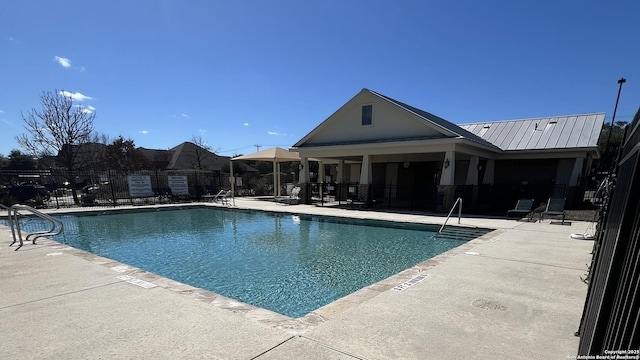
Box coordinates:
[439,197,462,233]
[8,204,64,250]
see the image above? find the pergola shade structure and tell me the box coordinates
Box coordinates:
[231,147,301,197]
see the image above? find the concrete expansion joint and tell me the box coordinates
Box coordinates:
[0,280,122,310]
[299,336,369,360]
[248,334,369,360]
[248,336,296,359]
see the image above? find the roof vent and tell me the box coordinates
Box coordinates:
[549,120,558,124]
[483,125,490,129]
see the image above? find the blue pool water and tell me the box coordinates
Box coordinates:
[8,208,485,318]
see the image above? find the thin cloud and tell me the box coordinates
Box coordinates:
[268,131,287,136]
[0,109,4,113]
[76,105,96,114]
[198,129,207,136]
[181,113,191,118]
[54,56,72,68]
[243,122,249,126]
[139,130,149,135]
[59,90,92,101]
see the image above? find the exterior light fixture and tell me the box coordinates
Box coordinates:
[444,159,450,168]
[606,77,627,152]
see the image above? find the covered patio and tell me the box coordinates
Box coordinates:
[290,89,604,212]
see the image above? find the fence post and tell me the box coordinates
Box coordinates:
[154,169,160,195]
[109,170,116,207]
[193,170,198,200]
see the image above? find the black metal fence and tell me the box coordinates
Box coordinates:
[302,181,596,213]
[0,169,223,208]
[577,118,640,354]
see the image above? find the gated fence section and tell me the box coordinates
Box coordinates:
[577,118,640,354]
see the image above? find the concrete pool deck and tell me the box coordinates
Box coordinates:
[1,198,594,359]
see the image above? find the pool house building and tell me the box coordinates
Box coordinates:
[291,89,605,212]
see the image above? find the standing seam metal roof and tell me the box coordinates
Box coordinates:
[459,113,605,151]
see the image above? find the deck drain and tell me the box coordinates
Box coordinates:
[111,265,130,273]
[392,274,429,292]
[472,298,508,311]
[117,275,157,289]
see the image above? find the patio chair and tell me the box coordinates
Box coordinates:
[211,190,231,205]
[220,190,233,205]
[276,187,300,205]
[507,199,534,221]
[540,198,566,224]
[210,190,227,202]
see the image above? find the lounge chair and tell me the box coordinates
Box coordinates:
[276,187,300,205]
[219,190,232,205]
[209,190,227,202]
[507,199,534,221]
[208,190,231,204]
[540,198,566,224]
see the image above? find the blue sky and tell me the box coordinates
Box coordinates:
[1,0,639,157]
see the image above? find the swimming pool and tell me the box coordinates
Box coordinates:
[8,207,489,318]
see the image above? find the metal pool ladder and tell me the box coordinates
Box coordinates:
[439,197,462,233]
[5,204,64,251]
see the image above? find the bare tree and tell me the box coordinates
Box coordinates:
[16,90,96,203]
[188,135,217,170]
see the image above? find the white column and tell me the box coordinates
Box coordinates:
[277,162,282,196]
[318,161,325,199]
[482,159,495,184]
[465,156,479,185]
[440,151,455,186]
[318,161,325,183]
[359,154,372,185]
[272,161,278,197]
[569,157,584,186]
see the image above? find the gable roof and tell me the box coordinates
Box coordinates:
[459,113,605,151]
[167,142,225,170]
[367,89,500,150]
[293,88,500,151]
[138,147,173,169]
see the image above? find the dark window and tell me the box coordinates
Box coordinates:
[362,105,372,126]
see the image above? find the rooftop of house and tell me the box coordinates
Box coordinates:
[459,113,605,151]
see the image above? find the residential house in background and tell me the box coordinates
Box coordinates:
[140,142,227,171]
[292,88,604,211]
